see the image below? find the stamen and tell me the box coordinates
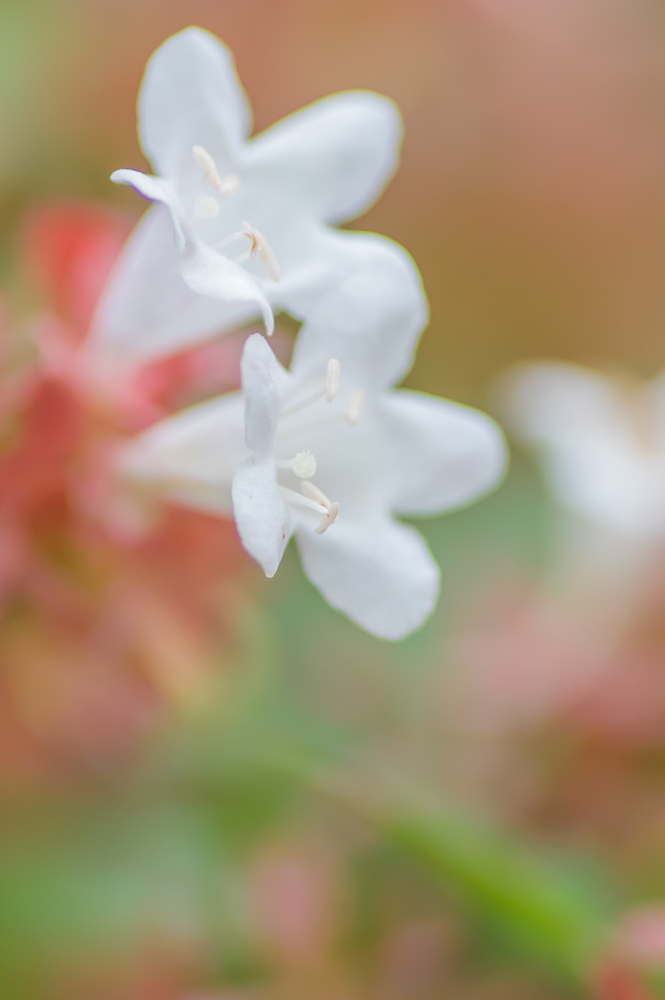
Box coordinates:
[232,251,251,265]
[278,485,327,515]
[301,481,340,534]
[192,145,224,192]
[301,481,331,508]
[215,231,246,250]
[326,359,340,402]
[279,366,341,421]
[346,389,365,426]
[275,452,317,479]
[278,412,343,437]
[194,195,220,219]
[241,221,281,282]
[279,389,325,420]
[315,501,340,535]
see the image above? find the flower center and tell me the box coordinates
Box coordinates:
[192,146,280,283]
[272,358,365,536]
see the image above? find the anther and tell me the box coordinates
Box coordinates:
[241,221,281,282]
[301,481,340,534]
[290,451,317,479]
[326,359,340,402]
[194,195,220,219]
[315,502,340,534]
[192,145,224,192]
[345,389,364,426]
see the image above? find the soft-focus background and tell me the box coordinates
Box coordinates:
[4,1,665,997]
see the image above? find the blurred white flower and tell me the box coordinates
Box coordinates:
[122,254,506,639]
[502,362,665,539]
[89,26,408,368]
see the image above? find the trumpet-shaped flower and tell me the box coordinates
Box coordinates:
[122,254,507,639]
[502,362,665,539]
[89,26,408,368]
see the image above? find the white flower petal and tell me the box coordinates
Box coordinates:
[384,392,508,516]
[232,456,290,578]
[91,222,411,370]
[138,26,251,179]
[241,333,290,454]
[111,169,186,250]
[180,239,274,336]
[501,362,624,445]
[89,206,259,368]
[271,228,422,325]
[97,32,416,369]
[289,238,427,391]
[247,90,402,224]
[120,393,247,515]
[296,516,440,640]
[500,362,665,537]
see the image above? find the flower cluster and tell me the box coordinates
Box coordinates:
[0,202,250,779]
[100,26,507,640]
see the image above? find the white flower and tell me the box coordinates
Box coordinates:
[122,254,507,639]
[88,26,408,368]
[501,361,665,539]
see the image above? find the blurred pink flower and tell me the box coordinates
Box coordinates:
[457,580,665,751]
[0,200,250,781]
[250,847,339,970]
[593,958,657,1000]
[615,906,665,969]
[455,586,608,733]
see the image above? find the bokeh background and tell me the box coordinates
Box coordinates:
[3,0,665,997]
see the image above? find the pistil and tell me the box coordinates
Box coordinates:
[275,451,317,479]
